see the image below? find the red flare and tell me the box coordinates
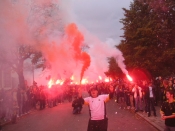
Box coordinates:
[126,74,133,82]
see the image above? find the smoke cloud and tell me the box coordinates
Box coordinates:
[0,0,130,85]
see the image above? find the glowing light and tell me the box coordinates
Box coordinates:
[81,78,88,85]
[105,78,109,82]
[48,78,65,87]
[126,74,133,82]
[60,81,64,85]
[56,79,61,84]
[99,76,102,80]
[48,79,54,88]
[71,75,74,80]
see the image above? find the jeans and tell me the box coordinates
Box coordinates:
[129,95,134,108]
[134,96,142,111]
[125,95,130,106]
[73,107,82,114]
[118,97,125,108]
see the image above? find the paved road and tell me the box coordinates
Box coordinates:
[3,93,158,131]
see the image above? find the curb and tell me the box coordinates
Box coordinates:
[136,112,164,131]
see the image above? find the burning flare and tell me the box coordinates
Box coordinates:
[99,76,102,80]
[126,74,133,82]
[48,78,64,88]
[81,78,88,85]
[105,78,109,82]
[48,79,54,88]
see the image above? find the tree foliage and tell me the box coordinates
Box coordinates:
[0,45,44,89]
[117,0,175,77]
[0,1,62,89]
[105,57,124,79]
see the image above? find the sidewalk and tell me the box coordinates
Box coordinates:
[136,106,164,131]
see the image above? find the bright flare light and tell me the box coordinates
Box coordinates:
[56,79,61,84]
[105,78,109,82]
[60,81,64,85]
[48,79,65,88]
[48,79,54,88]
[126,74,133,82]
[99,76,102,80]
[81,78,88,85]
[71,75,74,80]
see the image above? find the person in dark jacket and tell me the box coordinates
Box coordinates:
[72,96,83,114]
[146,82,156,117]
[40,90,46,110]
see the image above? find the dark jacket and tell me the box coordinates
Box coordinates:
[145,85,156,99]
[72,97,83,109]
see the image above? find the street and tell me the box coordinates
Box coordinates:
[3,93,158,131]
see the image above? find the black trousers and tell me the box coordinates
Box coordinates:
[87,118,108,131]
[40,100,45,109]
[148,98,156,115]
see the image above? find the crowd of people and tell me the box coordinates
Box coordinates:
[115,76,175,115]
[71,76,175,117]
[0,83,84,124]
[0,76,175,130]
[71,76,175,131]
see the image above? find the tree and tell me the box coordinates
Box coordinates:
[117,0,175,78]
[0,45,44,89]
[0,1,63,89]
[105,57,123,79]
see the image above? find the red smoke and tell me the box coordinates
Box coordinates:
[65,23,91,82]
[80,52,91,83]
[66,23,84,60]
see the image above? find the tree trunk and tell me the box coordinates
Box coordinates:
[17,59,25,90]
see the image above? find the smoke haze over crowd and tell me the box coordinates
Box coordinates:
[0,0,132,85]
